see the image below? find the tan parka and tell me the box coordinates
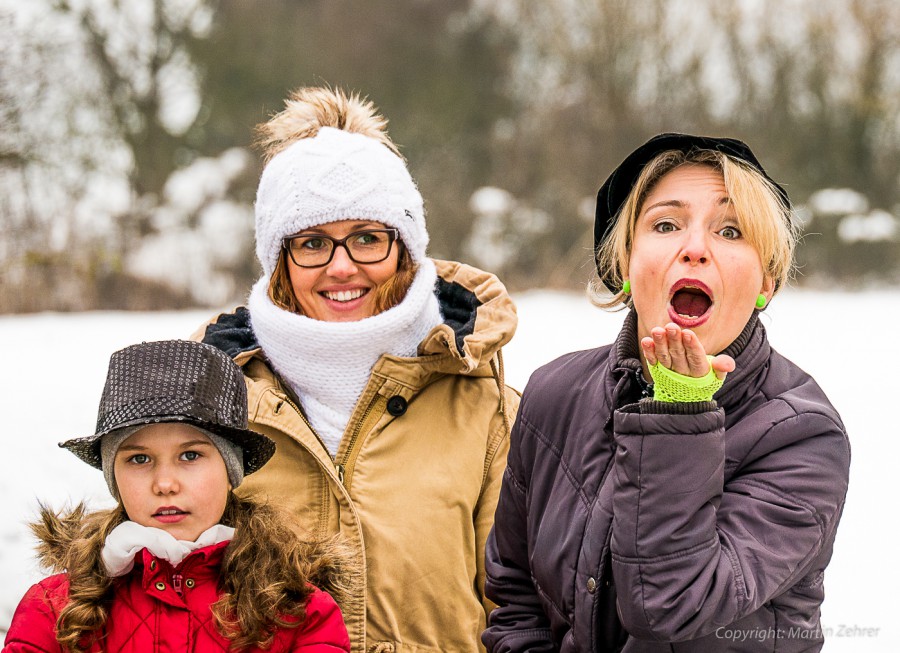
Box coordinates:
[193,260,519,653]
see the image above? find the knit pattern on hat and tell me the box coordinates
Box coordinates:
[255,126,428,276]
[247,259,443,456]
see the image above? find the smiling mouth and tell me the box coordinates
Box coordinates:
[670,286,712,319]
[322,288,367,303]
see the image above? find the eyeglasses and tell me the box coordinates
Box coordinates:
[282,228,400,268]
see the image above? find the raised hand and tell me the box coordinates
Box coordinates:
[641,323,735,380]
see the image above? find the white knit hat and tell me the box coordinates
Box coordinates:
[254,126,428,276]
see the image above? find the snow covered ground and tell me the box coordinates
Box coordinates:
[1,288,896,650]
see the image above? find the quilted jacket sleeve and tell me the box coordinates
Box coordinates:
[482,410,556,653]
[610,400,850,642]
[292,587,351,652]
[3,578,66,653]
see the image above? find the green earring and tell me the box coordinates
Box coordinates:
[622,280,631,295]
[756,294,767,309]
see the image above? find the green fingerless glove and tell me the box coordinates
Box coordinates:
[648,356,724,403]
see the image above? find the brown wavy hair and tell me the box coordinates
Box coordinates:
[32,496,350,652]
[268,241,417,317]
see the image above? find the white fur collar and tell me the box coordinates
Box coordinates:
[101,521,235,577]
[247,259,443,456]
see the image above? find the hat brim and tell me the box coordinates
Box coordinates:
[59,416,276,476]
[593,133,791,292]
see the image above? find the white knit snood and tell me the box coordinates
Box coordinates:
[101,521,234,577]
[247,259,443,456]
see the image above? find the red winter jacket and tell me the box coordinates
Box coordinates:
[3,541,350,653]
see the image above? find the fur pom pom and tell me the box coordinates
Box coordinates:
[255,86,401,162]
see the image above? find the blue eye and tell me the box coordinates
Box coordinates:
[180,451,201,461]
[128,454,150,465]
[654,221,677,233]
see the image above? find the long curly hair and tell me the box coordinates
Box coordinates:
[32,495,350,652]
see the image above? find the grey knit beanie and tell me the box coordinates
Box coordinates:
[100,425,245,500]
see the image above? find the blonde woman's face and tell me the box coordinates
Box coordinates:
[114,424,230,541]
[285,219,401,322]
[628,165,774,356]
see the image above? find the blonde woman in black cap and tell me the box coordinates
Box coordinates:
[3,340,350,653]
[195,86,518,653]
[483,134,850,652]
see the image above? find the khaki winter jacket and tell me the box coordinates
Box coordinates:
[194,260,519,653]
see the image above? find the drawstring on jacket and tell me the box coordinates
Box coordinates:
[489,350,512,436]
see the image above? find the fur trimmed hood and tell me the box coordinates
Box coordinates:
[30,500,354,610]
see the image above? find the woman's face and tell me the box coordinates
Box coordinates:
[114,423,230,541]
[628,164,774,356]
[286,219,401,322]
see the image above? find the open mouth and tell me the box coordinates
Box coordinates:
[153,508,186,517]
[671,287,712,318]
[153,507,188,523]
[668,279,713,326]
[321,288,368,303]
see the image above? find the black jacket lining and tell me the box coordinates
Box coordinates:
[201,307,259,358]
[435,277,480,354]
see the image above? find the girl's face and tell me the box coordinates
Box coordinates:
[114,423,230,541]
[285,219,401,322]
[628,164,774,356]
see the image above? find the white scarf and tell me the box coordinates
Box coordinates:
[248,258,444,456]
[101,521,235,577]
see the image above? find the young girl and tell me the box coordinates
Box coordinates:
[3,340,351,653]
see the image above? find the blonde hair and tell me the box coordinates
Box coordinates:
[255,86,402,163]
[33,497,350,652]
[268,242,417,317]
[593,149,797,309]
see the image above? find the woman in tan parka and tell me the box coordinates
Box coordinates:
[193,87,518,653]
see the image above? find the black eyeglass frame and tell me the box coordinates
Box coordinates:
[282,228,401,268]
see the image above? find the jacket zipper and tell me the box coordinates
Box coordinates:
[633,367,653,399]
[172,573,183,596]
[279,383,384,489]
[336,395,381,488]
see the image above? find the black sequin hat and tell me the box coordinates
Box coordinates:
[60,340,275,475]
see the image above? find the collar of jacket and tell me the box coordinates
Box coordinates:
[610,310,771,413]
[136,539,229,583]
[199,259,517,387]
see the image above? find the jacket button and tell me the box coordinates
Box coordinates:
[155,582,166,591]
[185,578,195,588]
[386,395,407,416]
[586,577,597,593]
[149,560,156,571]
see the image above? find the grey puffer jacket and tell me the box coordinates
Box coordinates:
[483,311,850,652]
